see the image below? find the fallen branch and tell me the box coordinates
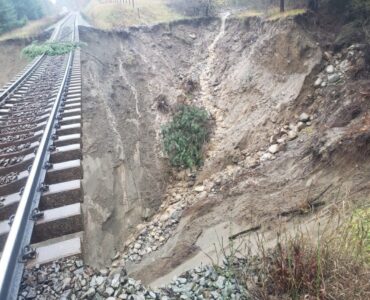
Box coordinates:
[229,225,261,240]
[279,184,333,217]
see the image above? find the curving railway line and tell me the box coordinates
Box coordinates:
[0,13,83,299]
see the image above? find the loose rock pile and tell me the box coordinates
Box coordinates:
[20,256,159,300]
[122,203,184,263]
[259,112,313,162]
[19,256,248,300]
[315,43,367,88]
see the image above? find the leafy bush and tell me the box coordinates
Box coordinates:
[162,105,210,169]
[21,41,80,59]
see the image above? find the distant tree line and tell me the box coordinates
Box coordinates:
[168,0,370,17]
[167,0,216,17]
[0,0,44,34]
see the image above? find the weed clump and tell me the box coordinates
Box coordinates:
[234,207,370,300]
[162,105,210,169]
[21,41,80,59]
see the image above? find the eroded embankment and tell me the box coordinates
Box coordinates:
[80,15,370,285]
[80,18,221,266]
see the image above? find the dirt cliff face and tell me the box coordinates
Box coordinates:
[80,15,370,281]
[80,18,220,266]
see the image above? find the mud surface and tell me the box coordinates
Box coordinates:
[80,15,370,283]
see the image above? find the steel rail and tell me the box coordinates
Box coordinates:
[0,13,72,104]
[0,14,78,300]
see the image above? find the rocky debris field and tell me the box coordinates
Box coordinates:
[19,256,248,300]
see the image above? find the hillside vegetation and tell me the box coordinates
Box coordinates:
[83,0,184,29]
[0,0,50,34]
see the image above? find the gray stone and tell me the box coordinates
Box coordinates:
[215,276,226,289]
[134,243,141,250]
[75,260,84,268]
[63,277,72,289]
[299,112,310,122]
[26,288,37,299]
[268,144,279,154]
[326,65,335,73]
[177,277,187,284]
[297,122,306,131]
[194,185,205,192]
[105,286,115,297]
[277,134,287,144]
[111,273,121,288]
[328,73,340,83]
[314,77,322,87]
[95,276,105,286]
[89,276,97,287]
[260,152,275,161]
[82,288,95,299]
[60,289,72,300]
[199,277,206,286]
[99,268,109,276]
[288,130,298,141]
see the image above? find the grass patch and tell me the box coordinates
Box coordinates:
[162,105,210,169]
[84,0,184,30]
[235,10,263,18]
[267,8,306,20]
[21,41,80,59]
[231,7,305,21]
[0,15,60,42]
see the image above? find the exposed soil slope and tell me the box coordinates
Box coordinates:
[80,15,370,284]
[0,40,29,87]
[80,18,220,266]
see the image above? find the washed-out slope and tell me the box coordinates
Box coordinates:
[79,15,370,285]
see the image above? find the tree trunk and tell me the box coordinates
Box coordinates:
[308,0,319,12]
[280,0,285,12]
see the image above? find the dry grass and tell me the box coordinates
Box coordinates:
[267,8,306,21]
[84,0,184,30]
[0,15,60,42]
[234,8,306,22]
[231,205,370,300]
[236,10,263,18]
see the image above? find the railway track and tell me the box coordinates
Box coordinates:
[0,13,83,299]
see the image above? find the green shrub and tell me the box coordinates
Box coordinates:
[162,105,210,169]
[21,41,80,59]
